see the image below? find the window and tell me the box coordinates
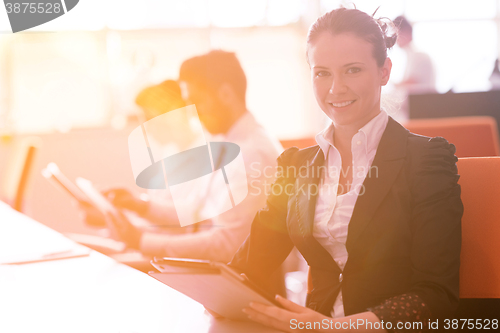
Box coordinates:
[1,0,500,136]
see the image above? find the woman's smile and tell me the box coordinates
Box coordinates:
[329,100,356,108]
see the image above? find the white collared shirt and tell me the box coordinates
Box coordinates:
[313,110,389,318]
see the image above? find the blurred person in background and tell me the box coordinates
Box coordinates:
[488,58,500,90]
[81,51,283,264]
[391,15,436,122]
[135,79,195,151]
[394,15,436,94]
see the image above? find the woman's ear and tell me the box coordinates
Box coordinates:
[380,57,392,86]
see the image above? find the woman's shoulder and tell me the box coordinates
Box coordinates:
[404,133,459,181]
[387,117,456,158]
[406,132,457,160]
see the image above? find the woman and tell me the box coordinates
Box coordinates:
[228,7,463,333]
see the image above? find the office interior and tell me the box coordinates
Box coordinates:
[1,0,499,332]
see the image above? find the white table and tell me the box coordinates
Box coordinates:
[0,202,281,333]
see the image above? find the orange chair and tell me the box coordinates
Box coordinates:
[280,137,316,150]
[457,157,500,299]
[281,117,500,157]
[1,137,40,212]
[455,157,500,317]
[404,116,500,157]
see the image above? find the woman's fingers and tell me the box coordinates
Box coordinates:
[275,295,308,313]
[248,302,307,331]
[244,301,324,332]
[243,306,293,332]
[104,211,142,249]
[78,201,106,227]
[102,188,137,208]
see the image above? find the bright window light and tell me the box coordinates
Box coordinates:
[266,0,302,26]
[340,0,405,19]
[208,0,267,27]
[406,0,497,21]
[413,20,498,92]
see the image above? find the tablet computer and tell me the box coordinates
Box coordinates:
[149,258,282,321]
[42,162,90,203]
[41,163,120,239]
[74,177,121,240]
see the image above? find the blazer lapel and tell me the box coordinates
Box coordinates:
[345,117,409,252]
[293,147,337,268]
[295,147,323,237]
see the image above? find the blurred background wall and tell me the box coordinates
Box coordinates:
[1,0,499,234]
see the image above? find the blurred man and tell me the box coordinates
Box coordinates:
[391,16,436,122]
[489,58,500,90]
[85,51,283,263]
[394,15,436,94]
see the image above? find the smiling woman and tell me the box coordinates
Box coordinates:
[228,6,463,333]
[308,32,392,129]
[306,7,396,131]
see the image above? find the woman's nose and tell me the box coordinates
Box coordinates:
[328,77,347,95]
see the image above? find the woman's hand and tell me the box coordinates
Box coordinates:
[103,188,149,216]
[105,210,143,250]
[78,200,106,227]
[243,295,328,332]
[77,188,148,227]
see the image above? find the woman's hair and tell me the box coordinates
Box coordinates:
[307,7,398,67]
[135,80,186,118]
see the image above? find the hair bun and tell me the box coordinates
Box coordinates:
[375,18,398,50]
[384,34,398,49]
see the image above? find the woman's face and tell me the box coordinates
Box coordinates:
[308,32,391,129]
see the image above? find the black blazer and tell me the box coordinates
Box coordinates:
[229,117,463,320]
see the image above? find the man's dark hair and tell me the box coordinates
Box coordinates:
[179,50,247,103]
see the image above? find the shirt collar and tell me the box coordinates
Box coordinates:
[358,110,389,155]
[316,122,335,158]
[315,110,389,157]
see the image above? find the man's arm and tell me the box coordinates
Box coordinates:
[139,150,278,262]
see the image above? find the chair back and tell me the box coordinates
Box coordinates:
[457,157,500,298]
[403,116,500,157]
[280,137,317,150]
[1,137,40,212]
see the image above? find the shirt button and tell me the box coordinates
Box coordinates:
[339,273,343,282]
[336,260,343,267]
[339,295,343,302]
[356,140,362,146]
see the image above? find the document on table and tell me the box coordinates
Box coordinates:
[0,201,90,265]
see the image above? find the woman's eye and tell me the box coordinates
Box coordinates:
[315,71,330,77]
[346,67,361,74]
